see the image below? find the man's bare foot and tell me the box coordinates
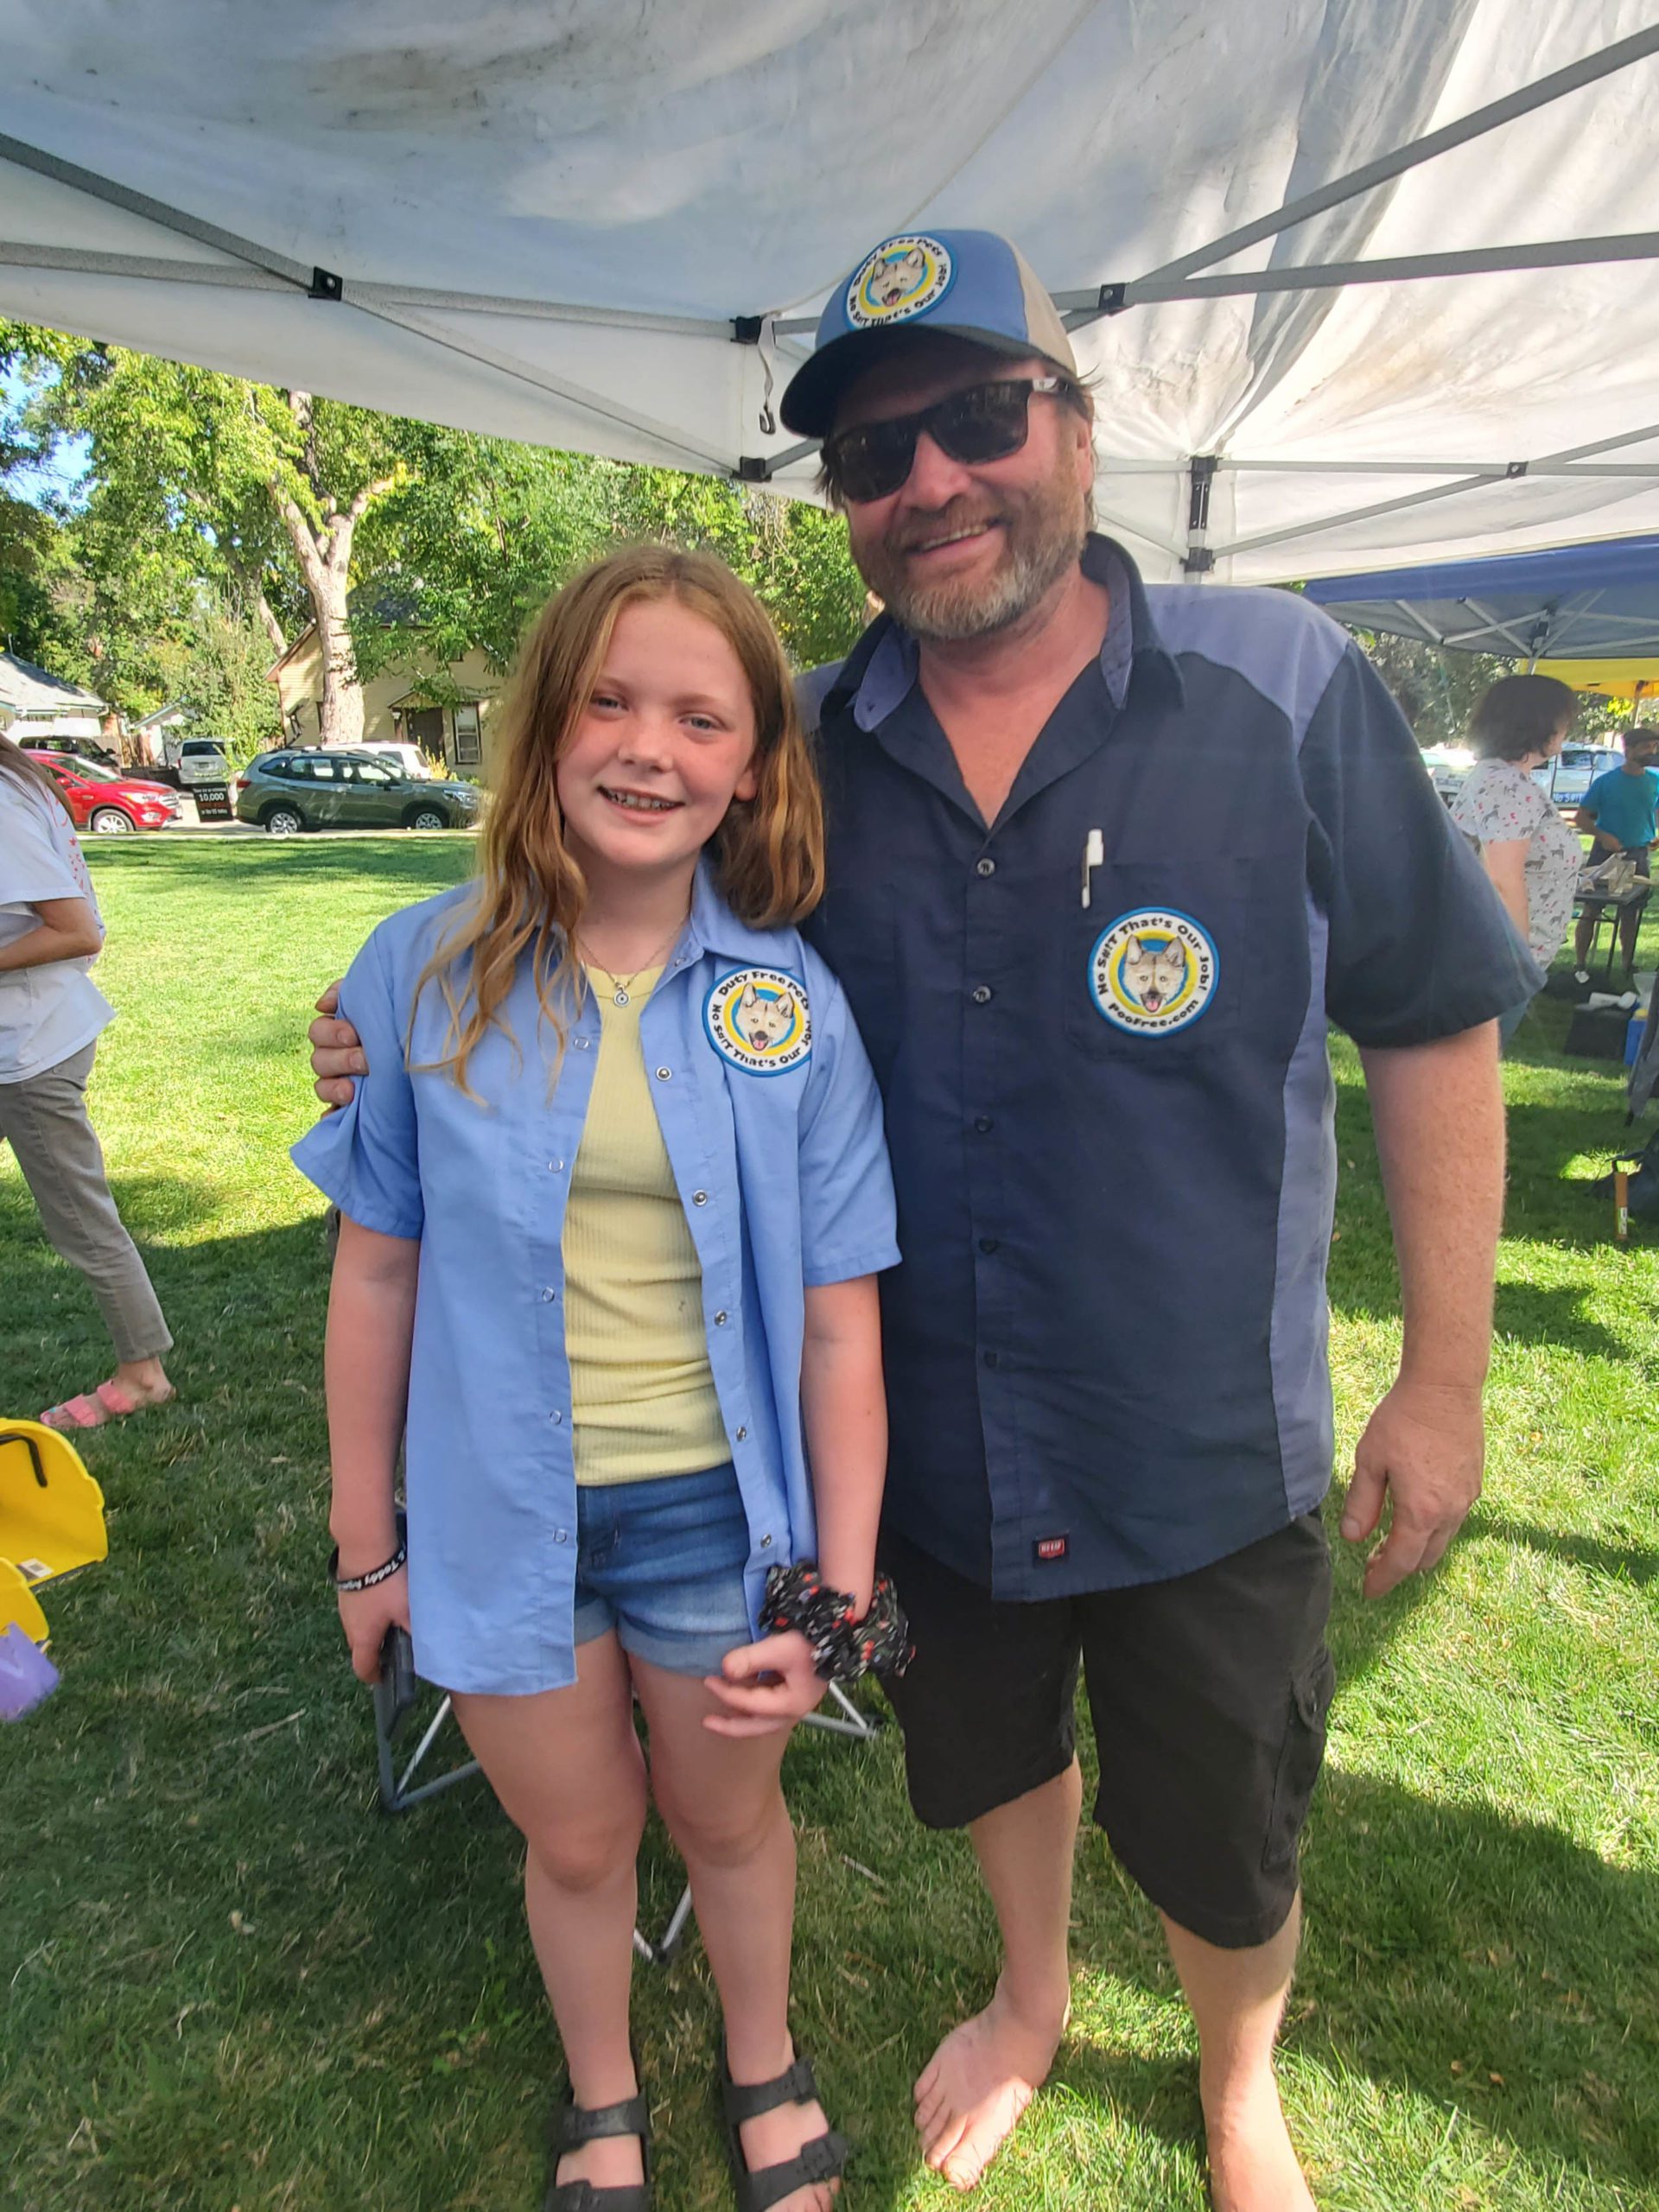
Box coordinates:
[913,1978,1067,2190]
[1205,2078,1315,2212]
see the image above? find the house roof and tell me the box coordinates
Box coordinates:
[0,652,106,717]
[132,698,188,730]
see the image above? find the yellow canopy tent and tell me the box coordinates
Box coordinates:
[1533,658,1659,713]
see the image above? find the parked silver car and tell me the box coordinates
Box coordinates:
[1534,745,1622,810]
[159,734,232,785]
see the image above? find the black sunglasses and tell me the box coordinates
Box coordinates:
[821,375,1073,504]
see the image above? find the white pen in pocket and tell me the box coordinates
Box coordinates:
[1081,829,1104,908]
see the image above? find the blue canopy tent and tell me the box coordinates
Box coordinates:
[1302,535,1659,660]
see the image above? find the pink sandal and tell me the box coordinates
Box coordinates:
[40,1380,175,1431]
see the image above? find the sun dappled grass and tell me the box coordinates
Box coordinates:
[2,840,1656,2211]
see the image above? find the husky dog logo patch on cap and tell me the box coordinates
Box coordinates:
[1087,910,1219,1036]
[703,968,812,1077]
[846,235,955,328]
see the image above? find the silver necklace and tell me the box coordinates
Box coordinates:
[582,918,685,1007]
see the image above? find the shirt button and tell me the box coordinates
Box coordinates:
[575,1037,591,1050]
[979,1236,1000,1254]
[760,1534,772,1548]
[715,1310,729,1325]
[692,1190,709,1206]
[971,985,993,1005]
[982,1349,1000,1369]
[541,1287,556,1302]
[550,1409,563,1426]
[548,1159,564,1173]
[974,1115,993,1134]
[555,1528,569,1544]
[976,856,996,877]
[735,1426,748,1441]
[655,1066,672,1081]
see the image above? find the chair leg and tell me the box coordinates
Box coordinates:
[802,1681,883,1740]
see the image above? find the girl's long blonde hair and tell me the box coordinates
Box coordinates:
[416,545,825,1094]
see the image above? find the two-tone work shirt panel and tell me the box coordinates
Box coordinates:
[291,863,899,1694]
[806,534,1536,1602]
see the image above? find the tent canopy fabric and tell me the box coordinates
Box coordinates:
[3,2,1659,584]
[1534,658,1659,701]
[1302,535,1659,657]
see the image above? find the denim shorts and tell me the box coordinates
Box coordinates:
[571,1462,754,1676]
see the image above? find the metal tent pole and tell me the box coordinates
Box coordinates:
[1055,25,1659,327]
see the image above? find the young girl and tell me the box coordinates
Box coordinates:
[0,734,175,1427]
[293,548,903,2212]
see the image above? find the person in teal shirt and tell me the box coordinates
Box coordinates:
[1573,726,1659,976]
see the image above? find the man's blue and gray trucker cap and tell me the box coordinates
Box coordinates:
[780,228,1079,439]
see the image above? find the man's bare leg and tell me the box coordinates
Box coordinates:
[914,1758,1081,2190]
[1161,1895,1314,2212]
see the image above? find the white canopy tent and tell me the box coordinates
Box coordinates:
[3,1,1659,584]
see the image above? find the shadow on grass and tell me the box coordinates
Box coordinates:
[0,1168,238,1408]
[1329,1090,1652,1284]
[7,1152,1655,2204]
[0,1166,225,1249]
[1050,1765,1659,2201]
[1483,1516,1659,1588]
[1,1191,330,1432]
[1329,1244,1643,1359]
[1322,1509,1436,1694]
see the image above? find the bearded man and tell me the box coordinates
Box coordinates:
[313,230,1535,2209]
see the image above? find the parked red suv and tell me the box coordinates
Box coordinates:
[22,750,181,835]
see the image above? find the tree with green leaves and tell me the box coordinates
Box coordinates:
[350,435,868,693]
[4,321,874,752]
[9,333,406,744]
[346,423,626,692]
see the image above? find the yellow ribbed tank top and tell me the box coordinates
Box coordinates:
[563,968,730,1486]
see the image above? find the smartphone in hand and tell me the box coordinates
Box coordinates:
[373,1624,417,1738]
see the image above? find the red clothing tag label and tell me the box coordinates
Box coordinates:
[1033,1535,1069,1564]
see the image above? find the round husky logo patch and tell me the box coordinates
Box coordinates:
[703,968,812,1076]
[1087,910,1218,1036]
[846,235,955,327]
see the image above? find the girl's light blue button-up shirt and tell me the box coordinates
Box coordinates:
[291,863,900,1696]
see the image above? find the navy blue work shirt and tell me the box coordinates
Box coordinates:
[805,533,1536,1601]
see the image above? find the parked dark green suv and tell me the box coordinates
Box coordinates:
[233,748,483,835]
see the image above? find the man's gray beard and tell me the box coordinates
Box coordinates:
[860,481,1089,644]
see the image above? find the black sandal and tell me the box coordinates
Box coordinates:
[719,2041,849,2212]
[543,2085,653,2212]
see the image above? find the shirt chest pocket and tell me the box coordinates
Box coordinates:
[1063,856,1275,1065]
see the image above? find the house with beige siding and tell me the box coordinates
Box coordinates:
[268,627,504,778]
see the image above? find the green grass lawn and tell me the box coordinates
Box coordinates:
[3,837,1656,2212]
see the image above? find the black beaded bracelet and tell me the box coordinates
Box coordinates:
[762,1560,911,1683]
[328,1537,407,1593]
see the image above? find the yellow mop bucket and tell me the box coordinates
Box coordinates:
[0,1421,108,1641]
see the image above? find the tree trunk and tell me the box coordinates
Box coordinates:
[267,391,396,750]
[312,570,363,747]
[251,589,288,660]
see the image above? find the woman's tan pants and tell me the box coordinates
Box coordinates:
[0,1040,172,1365]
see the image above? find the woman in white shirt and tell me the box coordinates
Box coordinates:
[0,734,175,1426]
[1450,675,1581,1049]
